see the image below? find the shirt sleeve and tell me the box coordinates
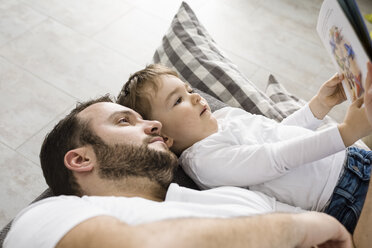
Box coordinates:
[280,104,323,130]
[274,200,306,213]
[4,196,109,248]
[181,125,345,188]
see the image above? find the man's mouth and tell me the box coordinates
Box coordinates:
[149,136,165,144]
[200,106,207,116]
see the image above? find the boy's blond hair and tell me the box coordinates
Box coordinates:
[117,64,179,119]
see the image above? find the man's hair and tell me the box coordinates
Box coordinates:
[117,64,179,119]
[39,95,113,196]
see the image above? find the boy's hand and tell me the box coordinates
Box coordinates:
[338,97,372,147]
[364,61,372,125]
[309,73,346,119]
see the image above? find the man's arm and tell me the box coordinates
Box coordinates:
[353,179,372,248]
[57,212,352,248]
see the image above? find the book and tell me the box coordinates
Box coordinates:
[316,0,372,102]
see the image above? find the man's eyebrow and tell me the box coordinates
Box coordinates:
[108,110,141,121]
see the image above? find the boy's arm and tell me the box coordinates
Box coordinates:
[281,73,345,130]
[312,65,371,147]
[56,212,352,248]
[184,124,345,186]
[364,61,372,126]
[309,73,346,120]
[281,103,323,130]
[337,97,372,147]
[353,62,372,248]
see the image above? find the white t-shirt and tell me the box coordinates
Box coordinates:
[4,183,302,248]
[180,106,346,211]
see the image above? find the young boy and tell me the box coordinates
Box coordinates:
[117,64,372,233]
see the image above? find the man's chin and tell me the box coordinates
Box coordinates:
[146,143,178,166]
[148,141,169,152]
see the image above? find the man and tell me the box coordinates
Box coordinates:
[4,95,356,248]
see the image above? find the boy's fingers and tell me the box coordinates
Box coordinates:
[340,85,347,101]
[327,73,344,86]
[338,72,344,81]
[353,97,364,108]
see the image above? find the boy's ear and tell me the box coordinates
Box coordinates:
[64,147,95,173]
[161,134,174,148]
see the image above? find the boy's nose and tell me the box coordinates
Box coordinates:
[191,93,201,104]
[144,120,162,135]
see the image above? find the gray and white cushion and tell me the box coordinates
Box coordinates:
[152,2,287,122]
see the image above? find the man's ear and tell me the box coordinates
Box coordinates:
[161,134,174,148]
[64,147,94,172]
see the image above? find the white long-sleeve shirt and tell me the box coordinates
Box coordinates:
[179,105,346,211]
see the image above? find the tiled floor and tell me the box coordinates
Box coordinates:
[1,0,371,228]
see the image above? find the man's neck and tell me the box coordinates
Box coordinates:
[82,176,168,202]
[113,177,167,202]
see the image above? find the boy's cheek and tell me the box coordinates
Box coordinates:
[161,135,174,148]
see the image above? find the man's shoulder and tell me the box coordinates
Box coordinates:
[13,195,81,218]
[4,195,107,248]
[9,195,97,229]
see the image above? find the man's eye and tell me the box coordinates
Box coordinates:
[188,89,194,94]
[174,97,182,106]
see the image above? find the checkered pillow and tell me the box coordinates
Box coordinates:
[152,2,287,122]
[265,74,305,116]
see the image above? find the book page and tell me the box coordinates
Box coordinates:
[316,0,369,102]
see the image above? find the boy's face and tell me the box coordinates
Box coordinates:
[146,75,218,154]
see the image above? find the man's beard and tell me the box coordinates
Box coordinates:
[91,141,178,189]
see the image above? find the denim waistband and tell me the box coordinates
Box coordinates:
[321,149,348,211]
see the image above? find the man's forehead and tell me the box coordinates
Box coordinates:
[78,102,141,122]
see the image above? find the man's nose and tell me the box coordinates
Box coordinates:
[144,120,162,135]
[191,93,201,104]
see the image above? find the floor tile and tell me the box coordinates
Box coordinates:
[0,57,76,149]
[257,0,323,45]
[0,142,47,228]
[357,0,372,32]
[0,19,142,101]
[195,0,258,37]
[93,9,169,65]
[22,0,133,36]
[0,1,46,47]
[130,0,210,23]
[17,107,74,165]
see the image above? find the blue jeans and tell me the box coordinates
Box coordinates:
[324,147,371,233]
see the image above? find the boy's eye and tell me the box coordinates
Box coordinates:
[174,97,182,106]
[188,89,194,94]
[118,117,129,124]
